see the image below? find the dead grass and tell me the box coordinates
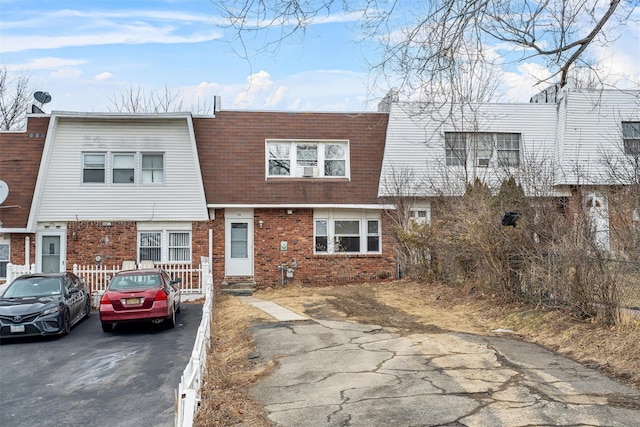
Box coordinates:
[195,279,640,426]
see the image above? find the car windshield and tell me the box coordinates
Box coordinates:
[3,277,62,298]
[109,274,162,291]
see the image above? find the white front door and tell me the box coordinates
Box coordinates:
[225,210,253,277]
[37,230,66,273]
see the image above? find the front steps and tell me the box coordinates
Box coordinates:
[221,277,256,296]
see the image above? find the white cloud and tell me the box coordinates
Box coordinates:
[9,56,87,70]
[265,85,287,107]
[94,72,114,81]
[1,28,222,53]
[50,68,84,79]
[233,71,275,107]
[503,63,553,102]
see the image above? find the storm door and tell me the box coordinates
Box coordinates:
[37,230,66,273]
[225,210,254,277]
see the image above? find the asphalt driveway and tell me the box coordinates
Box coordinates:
[0,304,202,427]
[244,297,640,427]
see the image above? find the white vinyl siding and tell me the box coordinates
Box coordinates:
[36,116,208,222]
[379,102,558,197]
[557,90,640,185]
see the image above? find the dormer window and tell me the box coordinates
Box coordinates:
[267,140,349,178]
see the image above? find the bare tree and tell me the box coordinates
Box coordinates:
[215,0,637,101]
[0,65,32,131]
[107,84,216,114]
[107,85,185,113]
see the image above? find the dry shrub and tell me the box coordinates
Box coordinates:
[394,176,629,325]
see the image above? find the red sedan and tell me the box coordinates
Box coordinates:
[99,268,181,332]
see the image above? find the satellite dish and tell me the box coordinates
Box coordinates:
[34,91,52,104]
[0,180,9,205]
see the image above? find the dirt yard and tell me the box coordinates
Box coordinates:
[195,280,640,426]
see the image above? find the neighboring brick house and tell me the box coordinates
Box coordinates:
[0,109,397,288]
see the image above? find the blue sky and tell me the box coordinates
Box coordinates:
[1,0,639,114]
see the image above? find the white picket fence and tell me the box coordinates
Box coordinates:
[175,256,213,427]
[5,263,36,284]
[73,262,203,294]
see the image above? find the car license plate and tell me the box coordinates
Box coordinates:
[125,298,140,305]
[10,325,25,333]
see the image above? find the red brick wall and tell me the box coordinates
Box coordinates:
[211,208,397,288]
[9,233,36,266]
[65,220,214,268]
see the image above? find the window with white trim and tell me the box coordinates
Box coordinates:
[113,153,135,184]
[267,140,349,178]
[142,153,164,184]
[168,232,190,262]
[138,230,191,263]
[410,208,431,224]
[82,152,164,185]
[139,232,162,262]
[0,241,8,279]
[83,153,106,183]
[445,132,521,167]
[314,211,381,254]
[622,122,640,155]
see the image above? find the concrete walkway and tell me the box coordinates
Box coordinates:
[241,297,640,427]
[239,296,308,322]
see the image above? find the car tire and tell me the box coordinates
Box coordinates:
[62,309,71,335]
[101,322,113,333]
[84,296,91,319]
[165,307,176,329]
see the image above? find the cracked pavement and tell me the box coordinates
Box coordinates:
[248,317,640,426]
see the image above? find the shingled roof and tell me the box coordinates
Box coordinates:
[193,111,389,206]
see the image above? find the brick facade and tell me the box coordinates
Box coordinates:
[65,220,214,268]
[9,233,36,266]
[210,208,397,289]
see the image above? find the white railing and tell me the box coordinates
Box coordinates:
[5,263,36,284]
[175,256,213,427]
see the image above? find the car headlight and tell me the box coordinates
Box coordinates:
[42,305,62,316]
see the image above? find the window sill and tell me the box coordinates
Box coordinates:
[312,253,382,258]
[266,177,350,182]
